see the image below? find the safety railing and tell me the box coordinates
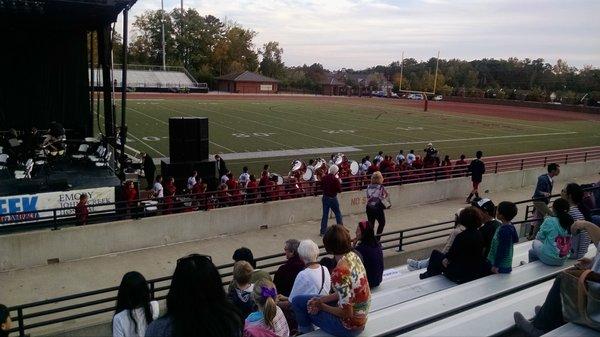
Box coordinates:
[7,186,599,337]
[2,147,600,234]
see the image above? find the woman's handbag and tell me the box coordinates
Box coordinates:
[559,269,600,331]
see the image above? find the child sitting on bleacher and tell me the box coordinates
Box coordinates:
[528,198,574,266]
[487,201,519,274]
[420,207,489,284]
[227,261,257,319]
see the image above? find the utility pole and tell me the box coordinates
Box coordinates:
[433,51,440,94]
[181,0,184,12]
[399,51,404,91]
[161,0,166,70]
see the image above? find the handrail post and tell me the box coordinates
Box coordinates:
[17,308,25,337]
[543,156,547,167]
[565,154,568,164]
[494,162,498,174]
[520,159,524,171]
[397,231,404,252]
[584,152,588,162]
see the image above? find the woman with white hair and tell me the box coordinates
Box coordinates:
[281,240,331,303]
[319,164,343,236]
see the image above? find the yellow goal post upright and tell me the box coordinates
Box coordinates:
[396,51,440,111]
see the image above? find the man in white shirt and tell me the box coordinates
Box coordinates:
[359,158,369,175]
[406,149,416,166]
[152,175,164,198]
[239,166,250,188]
[187,171,197,190]
[395,150,405,164]
[364,155,372,168]
[374,151,384,163]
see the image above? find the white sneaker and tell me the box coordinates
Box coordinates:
[407,259,419,271]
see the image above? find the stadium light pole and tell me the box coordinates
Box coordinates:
[433,51,440,94]
[399,51,404,91]
[161,0,166,71]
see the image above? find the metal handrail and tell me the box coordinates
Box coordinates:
[7,185,599,336]
[2,147,599,234]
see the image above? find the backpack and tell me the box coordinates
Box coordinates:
[555,236,572,258]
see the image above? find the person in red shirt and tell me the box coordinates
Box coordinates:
[217,183,231,207]
[245,174,259,204]
[226,173,242,205]
[75,194,89,226]
[454,154,468,178]
[191,178,207,210]
[320,165,343,236]
[367,159,380,175]
[413,155,424,169]
[123,180,138,216]
[163,177,177,214]
[259,171,271,202]
[441,155,452,179]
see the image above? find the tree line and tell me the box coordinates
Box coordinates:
[114,8,600,104]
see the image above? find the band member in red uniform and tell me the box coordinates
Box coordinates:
[367,158,380,175]
[226,173,242,205]
[454,154,468,178]
[440,155,452,179]
[246,175,259,204]
[259,170,270,202]
[191,177,207,210]
[163,177,177,214]
[123,180,138,216]
[75,194,89,226]
[217,183,231,207]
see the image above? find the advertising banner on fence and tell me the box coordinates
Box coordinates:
[0,187,116,225]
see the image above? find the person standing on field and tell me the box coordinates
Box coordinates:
[466,151,485,203]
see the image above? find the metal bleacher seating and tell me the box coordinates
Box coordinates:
[305,243,598,337]
[92,68,199,89]
[541,323,599,336]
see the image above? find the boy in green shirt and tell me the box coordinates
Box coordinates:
[487,201,519,274]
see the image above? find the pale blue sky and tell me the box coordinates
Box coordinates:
[120,0,600,70]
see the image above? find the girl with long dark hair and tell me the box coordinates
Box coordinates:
[528,198,574,266]
[354,221,384,288]
[113,271,158,337]
[562,182,592,259]
[145,254,243,337]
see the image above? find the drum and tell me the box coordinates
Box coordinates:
[291,160,303,171]
[350,160,359,175]
[270,173,284,185]
[334,153,344,166]
[302,167,314,181]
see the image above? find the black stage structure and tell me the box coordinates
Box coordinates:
[0,0,136,198]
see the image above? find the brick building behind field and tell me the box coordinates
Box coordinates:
[216,71,279,94]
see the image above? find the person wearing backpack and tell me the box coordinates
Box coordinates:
[528,198,574,266]
[365,172,390,236]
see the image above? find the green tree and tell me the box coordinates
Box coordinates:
[259,41,285,79]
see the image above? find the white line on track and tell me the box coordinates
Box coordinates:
[353,131,578,148]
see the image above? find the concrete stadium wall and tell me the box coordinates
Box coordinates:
[1,160,599,272]
[442,96,600,114]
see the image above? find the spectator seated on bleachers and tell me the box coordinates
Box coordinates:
[528,198,574,266]
[229,247,272,295]
[0,303,11,337]
[245,279,290,337]
[562,183,592,260]
[112,271,159,337]
[273,239,304,298]
[486,201,519,274]
[419,207,489,283]
[145,254,243,337]
[353,221,384,288]
[292,225,371,336]
[472,198,501,258]
[515,219,600,337]
[228,261,257,319]
[283,240,331,304]
[407,211,466,271]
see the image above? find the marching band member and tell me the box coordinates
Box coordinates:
[187,171,197,191]
[364,155,372,169]
[374,151,384,163]
[239,166,250,188]
[359,158,369,175]
[246,175,259,203]
[307,159,316,181]
[395,150,405,164]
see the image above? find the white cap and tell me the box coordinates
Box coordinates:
[329,165,339,175]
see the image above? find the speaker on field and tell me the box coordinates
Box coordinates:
[169,117,209,162]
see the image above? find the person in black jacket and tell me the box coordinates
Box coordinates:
[466,151,485,203]
[215,154,228,179]
[472,198,501,258]
[420,207,489,284]
[141,152,156,190]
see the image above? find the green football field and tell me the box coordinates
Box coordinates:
[105,96,600,175]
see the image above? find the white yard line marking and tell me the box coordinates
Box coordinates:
[156,103,288,151]
[128,106,236,153]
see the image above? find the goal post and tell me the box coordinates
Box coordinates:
[396,89,434,111]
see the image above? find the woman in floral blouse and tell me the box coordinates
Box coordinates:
[291,225,371,336]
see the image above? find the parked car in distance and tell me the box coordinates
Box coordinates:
[433,95,443,101]
[407,93,424,100]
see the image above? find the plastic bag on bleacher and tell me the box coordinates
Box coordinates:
[559,269,600,331]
